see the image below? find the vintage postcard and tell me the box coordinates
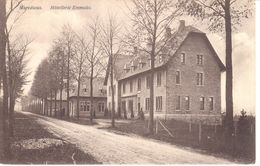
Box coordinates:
[0,0,255,164]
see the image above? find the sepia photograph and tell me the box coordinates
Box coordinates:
[0,0,256,164]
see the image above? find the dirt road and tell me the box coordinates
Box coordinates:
[22,112,235,164]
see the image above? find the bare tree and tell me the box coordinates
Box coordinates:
[31,58,50,115]
[48,46,63,117]
[81,17,105,123]
[7,36,31,136]
[178,0,253,147]
[0,0,7,161]
[60,25,76,118]
[100,14,122,127]
[0,0,25,160]
[125,0,182,134]
[71,35,88,120]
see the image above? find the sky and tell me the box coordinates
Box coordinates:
[8,0,255,115]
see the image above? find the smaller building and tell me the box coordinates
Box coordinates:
[69,77,107,118]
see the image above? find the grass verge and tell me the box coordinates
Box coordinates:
[6,112,100,164]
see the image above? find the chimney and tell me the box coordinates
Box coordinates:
[178,20,185,32]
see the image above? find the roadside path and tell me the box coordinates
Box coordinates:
[22,112,235,164]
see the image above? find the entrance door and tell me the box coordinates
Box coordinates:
[122,101,127,119]
[128,100,134,118]
[137,97,140,116]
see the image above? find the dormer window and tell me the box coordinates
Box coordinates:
[138,59,145,68]
[124,64,129,73]
[131,61,135,71]
[159,55,163,63]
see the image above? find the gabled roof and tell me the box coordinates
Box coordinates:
[104,21,225,83]
[70,77,106,97]
[104,54,133,85]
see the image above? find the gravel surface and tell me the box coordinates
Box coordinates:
[22,112,236,164]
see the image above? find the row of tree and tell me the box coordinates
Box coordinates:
[0,0,30,161]
[1,0,253,160]
[29,19,109,123]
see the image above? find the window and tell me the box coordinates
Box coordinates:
[123,83,126,94]
[99,103,104,112]
[209,97,214,110]
[131,61,135,71]
[145,98,150,111]
[181,53,185,64]
[197,55,203,65]
[176,71,181,84]
[196,73,204,85]
[109,86,111,96]
[86,102,90,112]
[184,96,190,110]
[137,78,141,91]
[83,88,87,92]
[200,97,205,110]
[176,96,181,110]
[146,76,150,89]
[80,101,84,112]
[130,81,133,92]
[156,96,162,111]
[157,72,161,86]
[159,55,163,63]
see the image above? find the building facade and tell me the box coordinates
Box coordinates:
[46,77,107,118]
[69,77,107,118]
[105,20,225,122]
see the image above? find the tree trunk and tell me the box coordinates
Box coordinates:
[60,86,63,119]
[42,98,45,115]
[90,63,94,123]
[54,89,57,117]
[149,69,154,134]
[8,96,15,137]
[76,79,80,120]
[50,90,53,117]
[66,48,70,118]
[0,0,10,160]
[60,57,64,118]
[224,0,233,145]
[44,98,47,116]
[110,57,115,127]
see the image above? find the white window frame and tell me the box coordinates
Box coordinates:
[176,70,181,85]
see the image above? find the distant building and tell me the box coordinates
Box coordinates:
[46,77,107,118]
[69,77,107,118]
[104,20,225,122]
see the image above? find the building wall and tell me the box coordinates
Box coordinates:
[106,74,119,113]
[119,69,167,117]
[69,97,107,118]
[166,33,221,115]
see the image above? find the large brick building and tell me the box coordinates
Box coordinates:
[105,20,225,122]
